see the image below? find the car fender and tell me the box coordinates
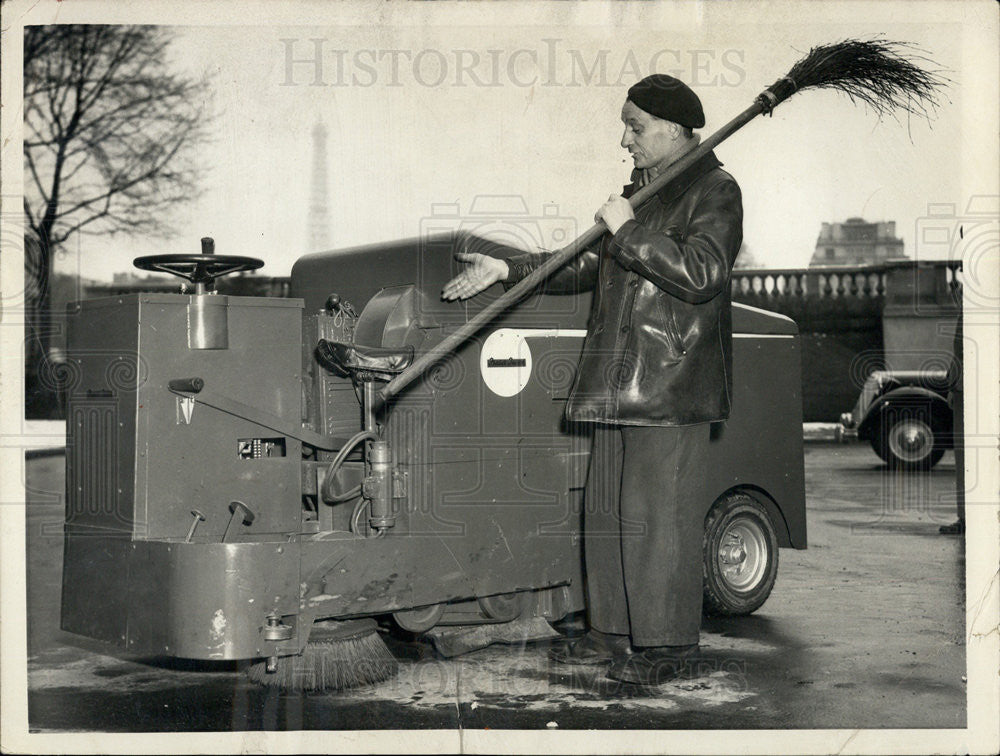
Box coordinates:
[857,386,952,443]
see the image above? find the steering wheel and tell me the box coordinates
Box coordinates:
[133,237,264,288]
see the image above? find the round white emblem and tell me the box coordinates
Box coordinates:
[480,329,533,397]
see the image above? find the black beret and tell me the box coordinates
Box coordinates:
[627,74,705,129]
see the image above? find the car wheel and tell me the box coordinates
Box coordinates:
[703,493,779,616]
[869,435,890,462]
[872,408,946,470]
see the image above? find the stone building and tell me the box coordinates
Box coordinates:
[810,217,905,267]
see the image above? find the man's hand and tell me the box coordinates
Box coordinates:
[595,194,635,235]
[441,252,510,301]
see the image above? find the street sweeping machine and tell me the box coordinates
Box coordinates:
[61,234,806,690]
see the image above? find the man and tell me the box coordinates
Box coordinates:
[442,74,743,686]
[939,310,964,535]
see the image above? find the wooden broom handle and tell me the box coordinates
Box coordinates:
[379,101,765,404]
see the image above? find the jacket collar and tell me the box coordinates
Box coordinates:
[622,150,723,205]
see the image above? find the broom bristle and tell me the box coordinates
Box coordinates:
[247,620,399,692]
[763,38,947,118]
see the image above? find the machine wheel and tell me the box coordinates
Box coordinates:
[871,408,946,470]
[703,493,779,616]
[478,591,528,622]
[393,603,445,633]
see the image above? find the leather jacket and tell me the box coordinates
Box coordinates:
[504,150,742,426]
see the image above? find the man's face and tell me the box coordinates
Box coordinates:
[620,100,682,171]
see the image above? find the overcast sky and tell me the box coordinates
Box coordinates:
[48,2,991,282]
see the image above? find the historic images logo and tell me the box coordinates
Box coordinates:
[279,38,746,89]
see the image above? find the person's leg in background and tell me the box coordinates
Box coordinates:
[939,382,965,534]
[941,311,965,535]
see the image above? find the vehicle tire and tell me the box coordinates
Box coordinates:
[703,493,779,616]
[478,591,528,622]
[871,408,946,471]
[392,603,445,633]
[869,435,890,463]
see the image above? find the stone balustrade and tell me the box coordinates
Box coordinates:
[732,260,962,303]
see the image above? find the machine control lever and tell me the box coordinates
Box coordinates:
[325,293,358,318]
[167,381,349,451]
[168,377,204,393]
[185,510,206,542]
[223,500,256,543]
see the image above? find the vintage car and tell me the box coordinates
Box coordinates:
[839,369,955,470]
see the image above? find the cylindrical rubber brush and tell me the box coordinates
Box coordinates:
[246,618,398,692]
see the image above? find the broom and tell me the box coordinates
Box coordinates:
[256,39,944,694]
[379,38,945,404]
[247,618,398,692]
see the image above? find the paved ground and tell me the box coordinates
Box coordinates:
[22,442,965,732]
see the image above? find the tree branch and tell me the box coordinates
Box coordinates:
[23,24,214,279]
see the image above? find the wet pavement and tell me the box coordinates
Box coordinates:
[23,442,966,732]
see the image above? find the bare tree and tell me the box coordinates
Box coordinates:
[24,24,213,304]
[22,24,213,414]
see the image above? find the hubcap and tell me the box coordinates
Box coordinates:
[717,516,768,591]
[887,418,933,463]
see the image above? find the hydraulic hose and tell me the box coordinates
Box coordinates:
[350,498,387,538]
[320,429,379,503]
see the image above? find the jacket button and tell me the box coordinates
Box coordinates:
[606,278,614,288]
[620,325,630,334]
[628,279,638,288]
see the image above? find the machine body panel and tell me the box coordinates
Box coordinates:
[62,293,306,650]
[62,236,806,662]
